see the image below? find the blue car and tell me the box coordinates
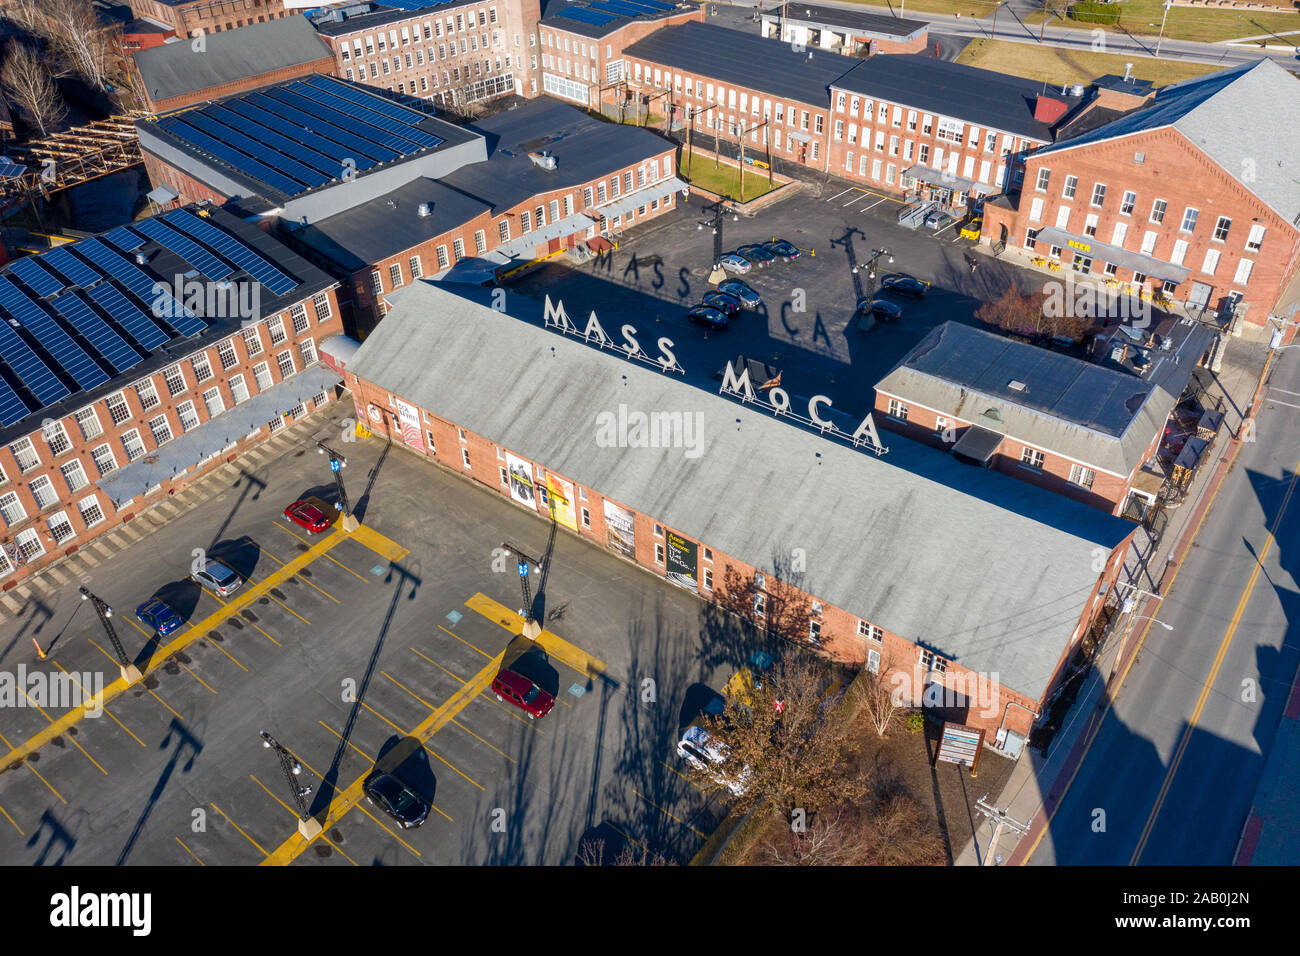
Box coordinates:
[136,598,183,636]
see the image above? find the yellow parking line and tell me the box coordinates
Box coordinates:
[315,722,453,823]
[261,652,502,865]
[0,803,25,836]
[437,624,492,659]
[349,525,410,563]
[358,700,406,736]
[354,802,422,858]
[260,549,342,604]
[356,698,480,790]
[264,592,310,626]
[127,614,248,673]
[477,694,543,731]
[53,662,144,748]
[175,836,204,865]
[0,732,67,803]
[465,593,606,680]
[0,529,347,770]
[18,687,108,776]
[210,802,268,856]
[633,789,704,837]
[382,670,434,709]
[410,647,466,684]
[177,661,218,696]
[147,688,183,721]
[321,833,360,866]
[235,615,281,647]
[451,719,517,764]
[660,760,704,790]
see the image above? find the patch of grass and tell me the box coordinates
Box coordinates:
[843,0,1004,18]
[678,151,778,202]
[1029,0,1300,44]
[956,37,1222,87]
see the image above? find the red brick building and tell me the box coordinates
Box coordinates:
[537,0,703,111]
[983,60,1300,326]
[336,281,1137,749]
[0,206,343,588]
[873,321,1214,516]
[128,0,289,36]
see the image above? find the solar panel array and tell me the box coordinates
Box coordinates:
[155,74,443,199]
[377,0,459,10]
[555,6,620,26]
[0,211,304,426]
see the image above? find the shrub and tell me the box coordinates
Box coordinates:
[1069,1,1122,25]
[906,711,926,734]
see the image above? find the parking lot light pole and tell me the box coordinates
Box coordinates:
[699,200,739,284]
[80,585,140,684]
[500,541,544,639]
[317,441,359,532]
[261,730,320,839]
[852,247,894,298]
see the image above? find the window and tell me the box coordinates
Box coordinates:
[857,620,883,643]
[43,422,71,457]
[176,401,200,431]
[217,339,239,371]
[1120,190,1136,216]
[190,353,213,383]
[27,474,56,511]
[1022,447,1044,470]
[754,592,765,617]
[1234,258,1253,286]
[703,568,713,591]
[229,375,250,406]
[1150,199,1167,224]
[1246,224,1266,252]
[163,364,186,396]
[580,507,590,529]
[242,328,263,357]
[388,263,403,289]
[1213,216,1231,242]
[1035,167,1050,191]
[436,245,449,269]
[10,437,39,472]
[135,379,160,412]
[290,303,311,335]
[90,444,116,477]
[0,491,25,525]
[48,512,75,544]
[251,362,273,393]
[1069,464,1095,490]
[1171,239,1188,266]
[147,415,173,447]
[867,649,881,674]
[1180,207,1199,233]
[74,407,102,441]
[653,542,664,565]
[299,338,318,367]
[202,387,225,419]
[809,620,822,643]
[370,270,383,295]
[887,398,908,421]
[78,495,104,529]
[1084,213,1098,238]
[15,528,43,561]
[60,459,87,493]
[474,230,487,255]
[1029,197,1044,222]
[453,238,465,261]
[1090,183,1106,208]
[276,350,296,380]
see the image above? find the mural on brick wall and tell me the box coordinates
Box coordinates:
[665,530,698,592]
[505,452,537,509]
[604,501,635,559]
[395,399,424,452]
[547,474,577,531]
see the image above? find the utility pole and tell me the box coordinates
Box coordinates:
[80,585,140,684]
[317,441,359,532]
[974,795,1031,865]
[1040,0,1049,42]
[1155,0,1173,57]
[500,541,544,639]
[260,730,321,839]
[991,0,1003,40]
[738,118,770,204]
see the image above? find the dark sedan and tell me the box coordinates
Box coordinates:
[881,275,930,297]
[135,598,184,636]
[363,773,430,829]
[717,278,761,309]
[701,291,742,317]
[735,244,776,267]
[763,239,801,261]
[863,299,902,321]
[687,305,730,330]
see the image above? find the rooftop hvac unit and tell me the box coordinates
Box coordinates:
[417,202,432,217]
[1070,84,1085,97]
[1008,380,1027,392]
[527,150,557,170]
[135,252,148,265]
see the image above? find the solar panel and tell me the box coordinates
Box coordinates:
[75,239,206,339]
[204,105,342,177]
[42,246,102,288]
[302,74,434,126]
[8,257,66,297]
[0,373,31,426]
[158,116,308,198]
[103,227,144,252]
[181,112,330,191]
[164,209,298,297]
[0,277,108,390]
[627,0,672,9]
[286,81,442,151]
[85,283,171,351]
[222,99,383,172]
[50,291,143,374]
[132,218,235,282]
[589,0,649,17]
[0,160,26,182]
[0,319,70,408]
[247,92,399,164]
[555,7,620,25]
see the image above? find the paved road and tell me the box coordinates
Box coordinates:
[716,0,1298,69]
[1028,349,1300,865]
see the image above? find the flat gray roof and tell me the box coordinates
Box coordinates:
[347,283,1134,702]
[764,3,928,40]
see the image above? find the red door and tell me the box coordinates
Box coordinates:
[548,237,561,254]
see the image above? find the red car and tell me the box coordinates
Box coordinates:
[284,498,333,534]
[492,667,555,719]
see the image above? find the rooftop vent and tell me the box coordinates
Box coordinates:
[528,150,557,170]
[1008,380,1027,392]
[134,252,148,266]
[417,202,432,217]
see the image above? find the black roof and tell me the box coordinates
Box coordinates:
[765,2,927,39]
[311,0,479,37]
[833,54,1087,141]
[623,21,861,108]
[540,0,697,40]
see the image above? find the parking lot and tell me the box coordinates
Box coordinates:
[0,406,782,865]
[515,183,1053,420]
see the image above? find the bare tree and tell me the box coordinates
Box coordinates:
[760,782,946,865]
[2,43,66,137]
[855,653,906,738]
[712,556,813,649]
[576,838,674,866]
[26,0,116,93]
[976,284,1088,342]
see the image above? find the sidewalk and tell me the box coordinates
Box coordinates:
[954,329,1270,866]
[1234,664,1300,864]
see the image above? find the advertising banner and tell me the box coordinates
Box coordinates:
[547,474,578,531]
[665,530,698,592]
[604,501,635,559]
[394,399,424,451]
[505,452,537,509]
